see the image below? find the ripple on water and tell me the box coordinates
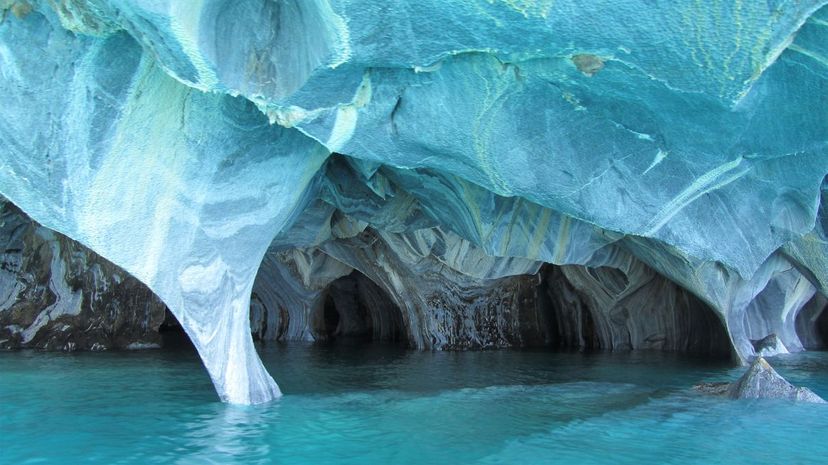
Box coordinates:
[1,346,827,465]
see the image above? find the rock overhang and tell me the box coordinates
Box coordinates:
[0,0,826,403]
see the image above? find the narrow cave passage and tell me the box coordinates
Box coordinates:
[312,271,406,345]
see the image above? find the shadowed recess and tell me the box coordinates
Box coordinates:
[1,1,827,403]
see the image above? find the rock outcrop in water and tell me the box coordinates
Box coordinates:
[0,1,827,403]
[0,198,165,351]
[728,357,826,403]
[694,357,826,402]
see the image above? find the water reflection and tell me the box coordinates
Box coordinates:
[176,403,276,464]
[258,342,736,395]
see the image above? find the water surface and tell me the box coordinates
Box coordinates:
[2,343,827,464]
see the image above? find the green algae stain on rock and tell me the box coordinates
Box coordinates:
[1,0,31,20]
[11,1,31,18]
[571,54,605,76]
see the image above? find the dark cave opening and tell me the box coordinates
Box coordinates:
[819,309,828,348]
[540,264,732,359]
[158,308,195,350]
[796,293,828,350]
[672,293,733,359]
[322,293,343,340]
[312,271,406,345]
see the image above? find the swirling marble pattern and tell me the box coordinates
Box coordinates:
[1,1,827,403]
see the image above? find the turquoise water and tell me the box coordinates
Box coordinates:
[2,344,828,464]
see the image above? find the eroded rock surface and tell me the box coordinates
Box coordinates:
[0,199,165,351]
[1,2,827,403]
[728,357,826,403]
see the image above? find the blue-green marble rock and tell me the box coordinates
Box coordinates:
[0,0,826,403]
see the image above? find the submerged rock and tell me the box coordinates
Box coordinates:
[751,334,789,357]
[693,382,731,397]
[728,357,826,403]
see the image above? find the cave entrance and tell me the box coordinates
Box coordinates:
[158,308,196,350]
[541,264,732,359]
[673,292,732,359]
[322,295,341,340]
[796,293,828,350]
[312,271,406,345]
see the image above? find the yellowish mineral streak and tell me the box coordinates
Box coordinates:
[472,61,519,196]
[10,1,31,18]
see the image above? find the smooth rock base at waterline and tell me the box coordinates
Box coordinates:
[694,357,826,403]
[728,357,826,403]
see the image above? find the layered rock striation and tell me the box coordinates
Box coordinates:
[0,198,165,350]
[0,1,827,403]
